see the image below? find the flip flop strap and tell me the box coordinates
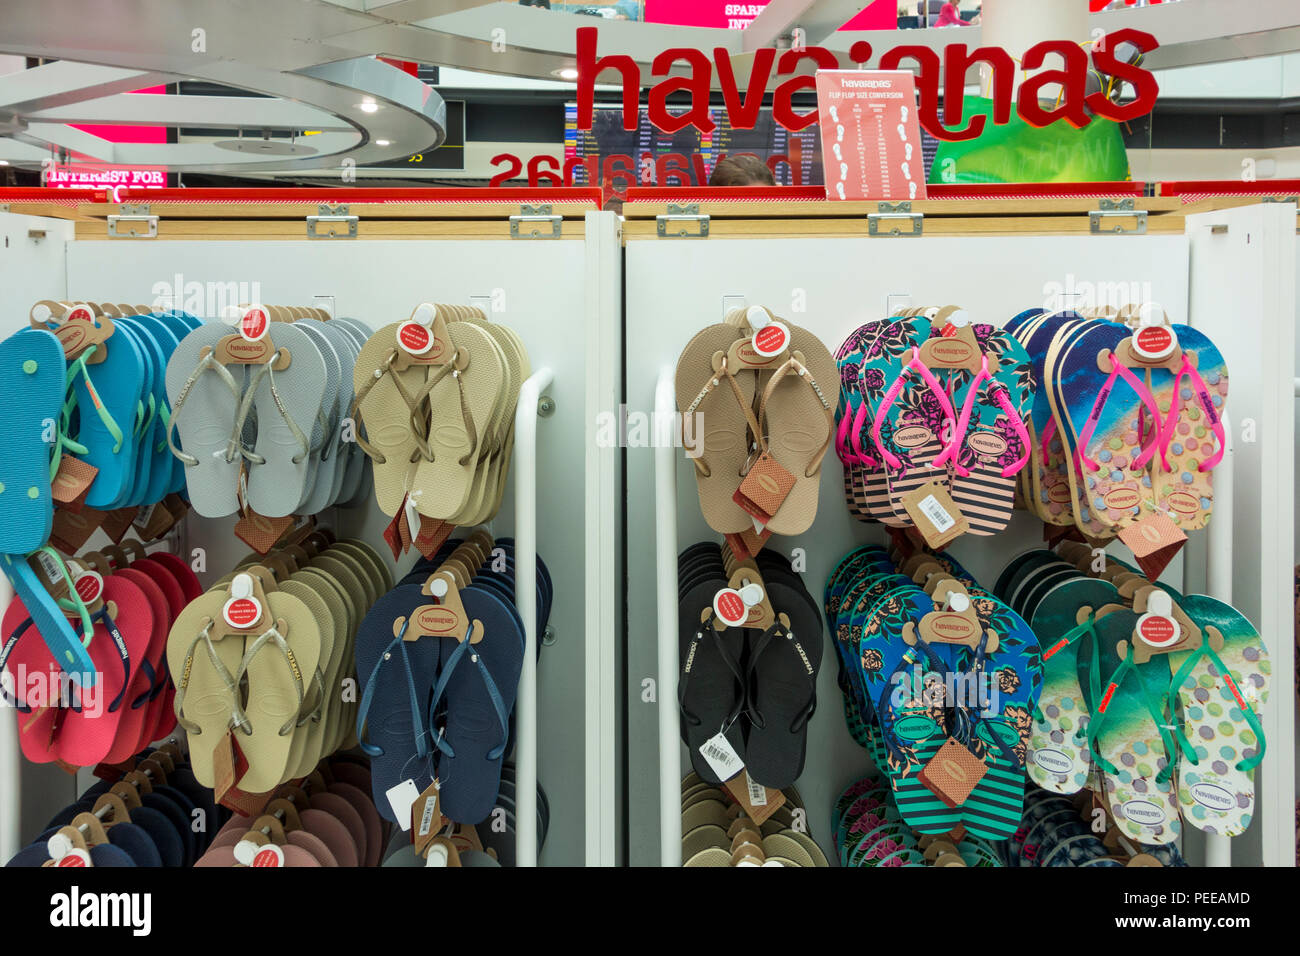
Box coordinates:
[848,398,880,467]
[870,348,957,470]
[1033,615,1097,724]
[873,640,948,764]
[67,346,126,456]
[1087,647,1178,782]
[1169,642,1266,772]
[1077,352,1164,473]
[130,658,157,710]
[35,547,95,644]
[755,356,835,478]
[677,614,746,730]
[1160,354,1226,473]
[355,623,429,759]
[173,623,247,736]
[166,351,245,467]
[428,622,511,760]
[408,361,479,467]
[79,606,130,714]
[932,353,992,471]
[682,353,762,479]
[943,369,1032,478]
[238,356,311,466]
[349,349,424,465]
[745,619,819,733]
[955,628,1021,766]
[296,665,327,727]
[235,623,306,737]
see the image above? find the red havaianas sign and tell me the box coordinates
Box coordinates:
[574,26,1160,143]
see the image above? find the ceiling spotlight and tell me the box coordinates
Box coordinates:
[376,139,391,146]
[358,100,379,113]
[0,160,9,166]
[554,67,579,81]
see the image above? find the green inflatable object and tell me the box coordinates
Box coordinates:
[930,97,1132,185]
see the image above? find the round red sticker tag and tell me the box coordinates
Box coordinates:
[73,570,103,604]
[56,850,89,867]
[1132,325,1175,360]
[713,589,747,627]
[223,596,262,629]
[752,322,789,358]
[251,846,283,868]
[66,306,94,324]
[240,308,269,342]
[398,321,433,355]
[1137,615,1178,647]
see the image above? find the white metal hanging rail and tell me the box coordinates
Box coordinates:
[654,366,683,867]
[514,367,554,868]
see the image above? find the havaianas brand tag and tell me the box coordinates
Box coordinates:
[1117,512,1187,582]
[213,730,268,816]
[133,500,178,542]
[412,780,445,858]
[732,452,797,524]
[414,516,453,559]
[918,737,988,808]
[50,456,98,511]
[901,481,970,549]
[400,571,483,644]
[382,498,408,560]
[40,308,114,365]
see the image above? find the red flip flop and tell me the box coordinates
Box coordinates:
[108,568,171,760]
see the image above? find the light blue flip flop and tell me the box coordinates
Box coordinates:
[0,328,67,552]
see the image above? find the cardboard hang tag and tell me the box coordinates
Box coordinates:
[1117,512,1187,582]
[33,304,114,365]
[390,305,464,370]
[722,771,786,827]
[902,579,999,653]
[204,336,291,370]
[733,452,797,525]
[918,737,988,808]
[1118,585,1219,664]
[918,322,983,372]
[901,482,970,550]
[51,456,99,511]
[411,780,447,859]
[398,570,484,644]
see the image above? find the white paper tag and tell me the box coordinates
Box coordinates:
[918,494,955,534]
[699,732,744,781]
[746,771,768,807]
[386,778,421,831]
[751,515,766,535]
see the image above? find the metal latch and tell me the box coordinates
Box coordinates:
[307,204,358,239]
[1262,195,1299,204]
[657,204,709,238]
[868,202,922,237]
[1089,198,1147,235]
[510,204,562,239]
[0,204,9,214]
[107,203,158,238]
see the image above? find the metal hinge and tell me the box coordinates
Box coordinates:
[657,203,710,238]
[307,204,358,239]
[509,204,562,239]
[868,202,923,237]
[1089,198,1147,235]
[1262,195,1299,204]
[107,203,158,238]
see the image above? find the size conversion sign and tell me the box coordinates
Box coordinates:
[815,71,927,202]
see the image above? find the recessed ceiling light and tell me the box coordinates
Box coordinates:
[358,100,379,113]
[554,67,579,81]
[0,160,9,166]
[376,139,391,146]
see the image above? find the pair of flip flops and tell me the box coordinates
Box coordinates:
[826,543,1043,839]
[195,753,386,867]
[356,530,546,826]
[27,301,200,512]
[836,307,1034,537]
[167,534,388,794]
[166,309,373,519]
[1006,787,1186,868]
[998,542,1271,842]
[1006,306,1227,539]
[674,306,837,544]
[833,774,1003,867]
[2,543,199,769]
[677,542,823,791]
[6,743,223,868]
[351,304,530,531]
[679,771,826,867]
[382,762,548,867]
